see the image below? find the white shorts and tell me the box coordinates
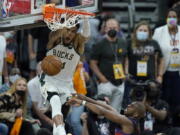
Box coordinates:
[40,77,76,105]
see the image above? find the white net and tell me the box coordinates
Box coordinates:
[44,12,82,31]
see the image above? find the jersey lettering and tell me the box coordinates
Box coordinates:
[53,49,74,60]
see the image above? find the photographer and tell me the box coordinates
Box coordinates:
[143,81,170,134]
[130,81,180,135]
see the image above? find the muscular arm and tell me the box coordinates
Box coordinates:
[90,60,108,83]
[78,94,116,112]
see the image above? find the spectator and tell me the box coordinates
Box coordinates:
[0,78,36,135]
[139,81,171,134]
[0,67,21,94]
[0,34,9,87]
[152,8,180,114]
[127,21,164,83]
[90,18,128,112]
[28,62,53,131]
[68,94,145,135]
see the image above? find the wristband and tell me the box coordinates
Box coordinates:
[81,100,86,106]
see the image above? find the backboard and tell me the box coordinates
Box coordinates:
[0,0,101,31]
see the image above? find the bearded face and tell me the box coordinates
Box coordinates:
[63,27,78,45]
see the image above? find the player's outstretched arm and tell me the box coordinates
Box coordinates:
[77,94,116,112]
[68,98,134,134]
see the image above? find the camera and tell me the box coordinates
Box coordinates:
[130,80,161,102]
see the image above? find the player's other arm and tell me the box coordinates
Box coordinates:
[81,16,90,39]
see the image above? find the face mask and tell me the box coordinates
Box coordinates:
[107,29,117,38]
[136,31,149,41]
[16,90,26,97]
[167,18,177,27]
[9,74,20,83]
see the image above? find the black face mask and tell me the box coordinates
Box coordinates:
[16,90,25,97]
[107,29,117,38]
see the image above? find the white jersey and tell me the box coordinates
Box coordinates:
[40,44,80,104]
[45,44,80,84]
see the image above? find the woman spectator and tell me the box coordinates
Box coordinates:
[124,21,164,107]
[153,8,180,114]
[128,21,164,83]
[0,78,36,135]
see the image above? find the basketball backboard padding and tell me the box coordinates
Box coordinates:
[0,0,102,32]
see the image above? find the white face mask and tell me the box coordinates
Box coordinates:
[9,74,20,83]
[136,31,149,41]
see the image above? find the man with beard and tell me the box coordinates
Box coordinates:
[39,16,90,135]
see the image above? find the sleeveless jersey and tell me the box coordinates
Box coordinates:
[45,44,80,84]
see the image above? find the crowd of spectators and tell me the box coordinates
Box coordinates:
[0,1,180,135]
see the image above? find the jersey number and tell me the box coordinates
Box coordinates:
[62,62,66,69]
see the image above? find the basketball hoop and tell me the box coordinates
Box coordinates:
[42,4,95,31]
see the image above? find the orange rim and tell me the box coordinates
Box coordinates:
[43,4,95,20]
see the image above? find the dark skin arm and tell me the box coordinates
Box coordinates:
[77,94,116,112]
[68,98,134,134]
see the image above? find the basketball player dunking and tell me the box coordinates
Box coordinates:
[39,17,90,135]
